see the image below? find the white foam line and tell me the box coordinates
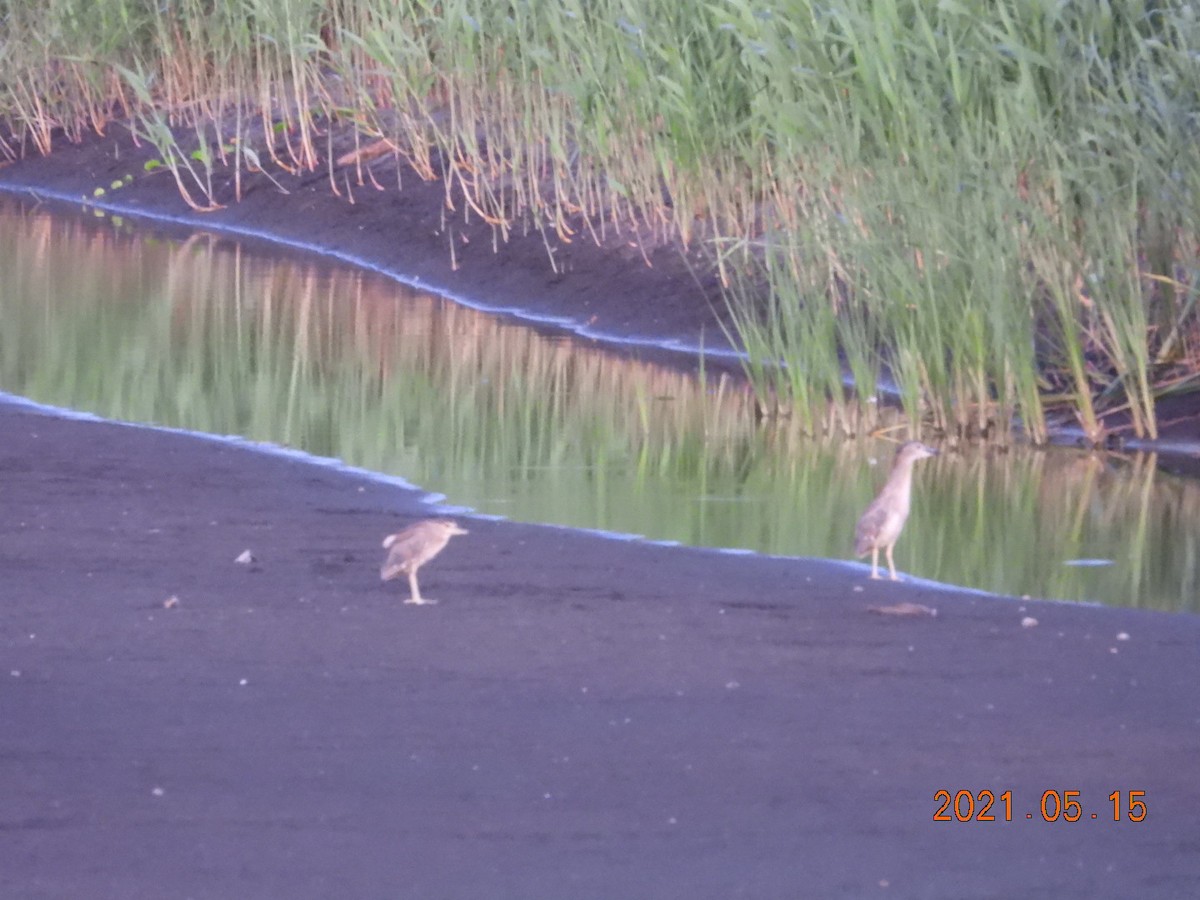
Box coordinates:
[1,185,745,362]
[11,186,1200,461]
[0,391,685,542]
[0,191,1050,603]
[0,390,439,504]
[2,389,1048,601]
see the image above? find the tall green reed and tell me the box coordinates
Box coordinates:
[1,0,1197,441]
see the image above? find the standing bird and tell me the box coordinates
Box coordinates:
[380,518,469,605]
[855,441,938,581]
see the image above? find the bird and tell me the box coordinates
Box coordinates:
[854,441,938,581]
[380,518,469,605]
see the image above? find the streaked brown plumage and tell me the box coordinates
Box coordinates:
[854,441,938,581]
[380,518,468,605]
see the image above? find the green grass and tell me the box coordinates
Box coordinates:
[1,0,1198,441]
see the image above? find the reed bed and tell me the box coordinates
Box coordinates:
[2,0,1198,441]
[3,197,1198,611]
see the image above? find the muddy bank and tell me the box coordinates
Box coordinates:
[2,129,1200,898]
[5,398,1200,899]
[4,125,1200,445]
[0,126,734,367]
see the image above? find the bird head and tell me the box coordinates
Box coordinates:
[897,441,938,462]
[436,519,469,536]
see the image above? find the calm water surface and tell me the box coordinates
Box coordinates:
[1,196,1196,612]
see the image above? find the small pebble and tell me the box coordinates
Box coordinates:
[235,549,256,565]
[1021,616,1039,628]
[1116,632,1130,641]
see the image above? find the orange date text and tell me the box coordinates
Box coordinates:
[933,790,1146,822]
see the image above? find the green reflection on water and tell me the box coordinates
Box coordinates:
[1,197,1196,612]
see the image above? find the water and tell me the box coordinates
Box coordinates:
[1,195,1196,613]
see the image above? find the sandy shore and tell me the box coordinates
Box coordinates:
[2,129,1199,898]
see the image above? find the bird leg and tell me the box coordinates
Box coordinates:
[404,570,437,606]
[869,548,882,580]
[885,545,900,581]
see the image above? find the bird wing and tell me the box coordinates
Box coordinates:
[380,526,427,580]
[854,499,891,556]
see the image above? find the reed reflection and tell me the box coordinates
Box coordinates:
[1,197,1195,612]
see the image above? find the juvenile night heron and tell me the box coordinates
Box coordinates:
[854,441,938,581]
[380,518,468,605]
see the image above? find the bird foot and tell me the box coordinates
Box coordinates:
[404,598,438,606]
[869,573,882,580]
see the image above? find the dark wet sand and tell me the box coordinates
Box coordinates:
[2,130,1200,898]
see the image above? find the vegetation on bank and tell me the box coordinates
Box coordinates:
[5,201,1197,610]
[1,0,1197,442]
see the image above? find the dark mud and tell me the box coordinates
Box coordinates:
[2,128,1199,899]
